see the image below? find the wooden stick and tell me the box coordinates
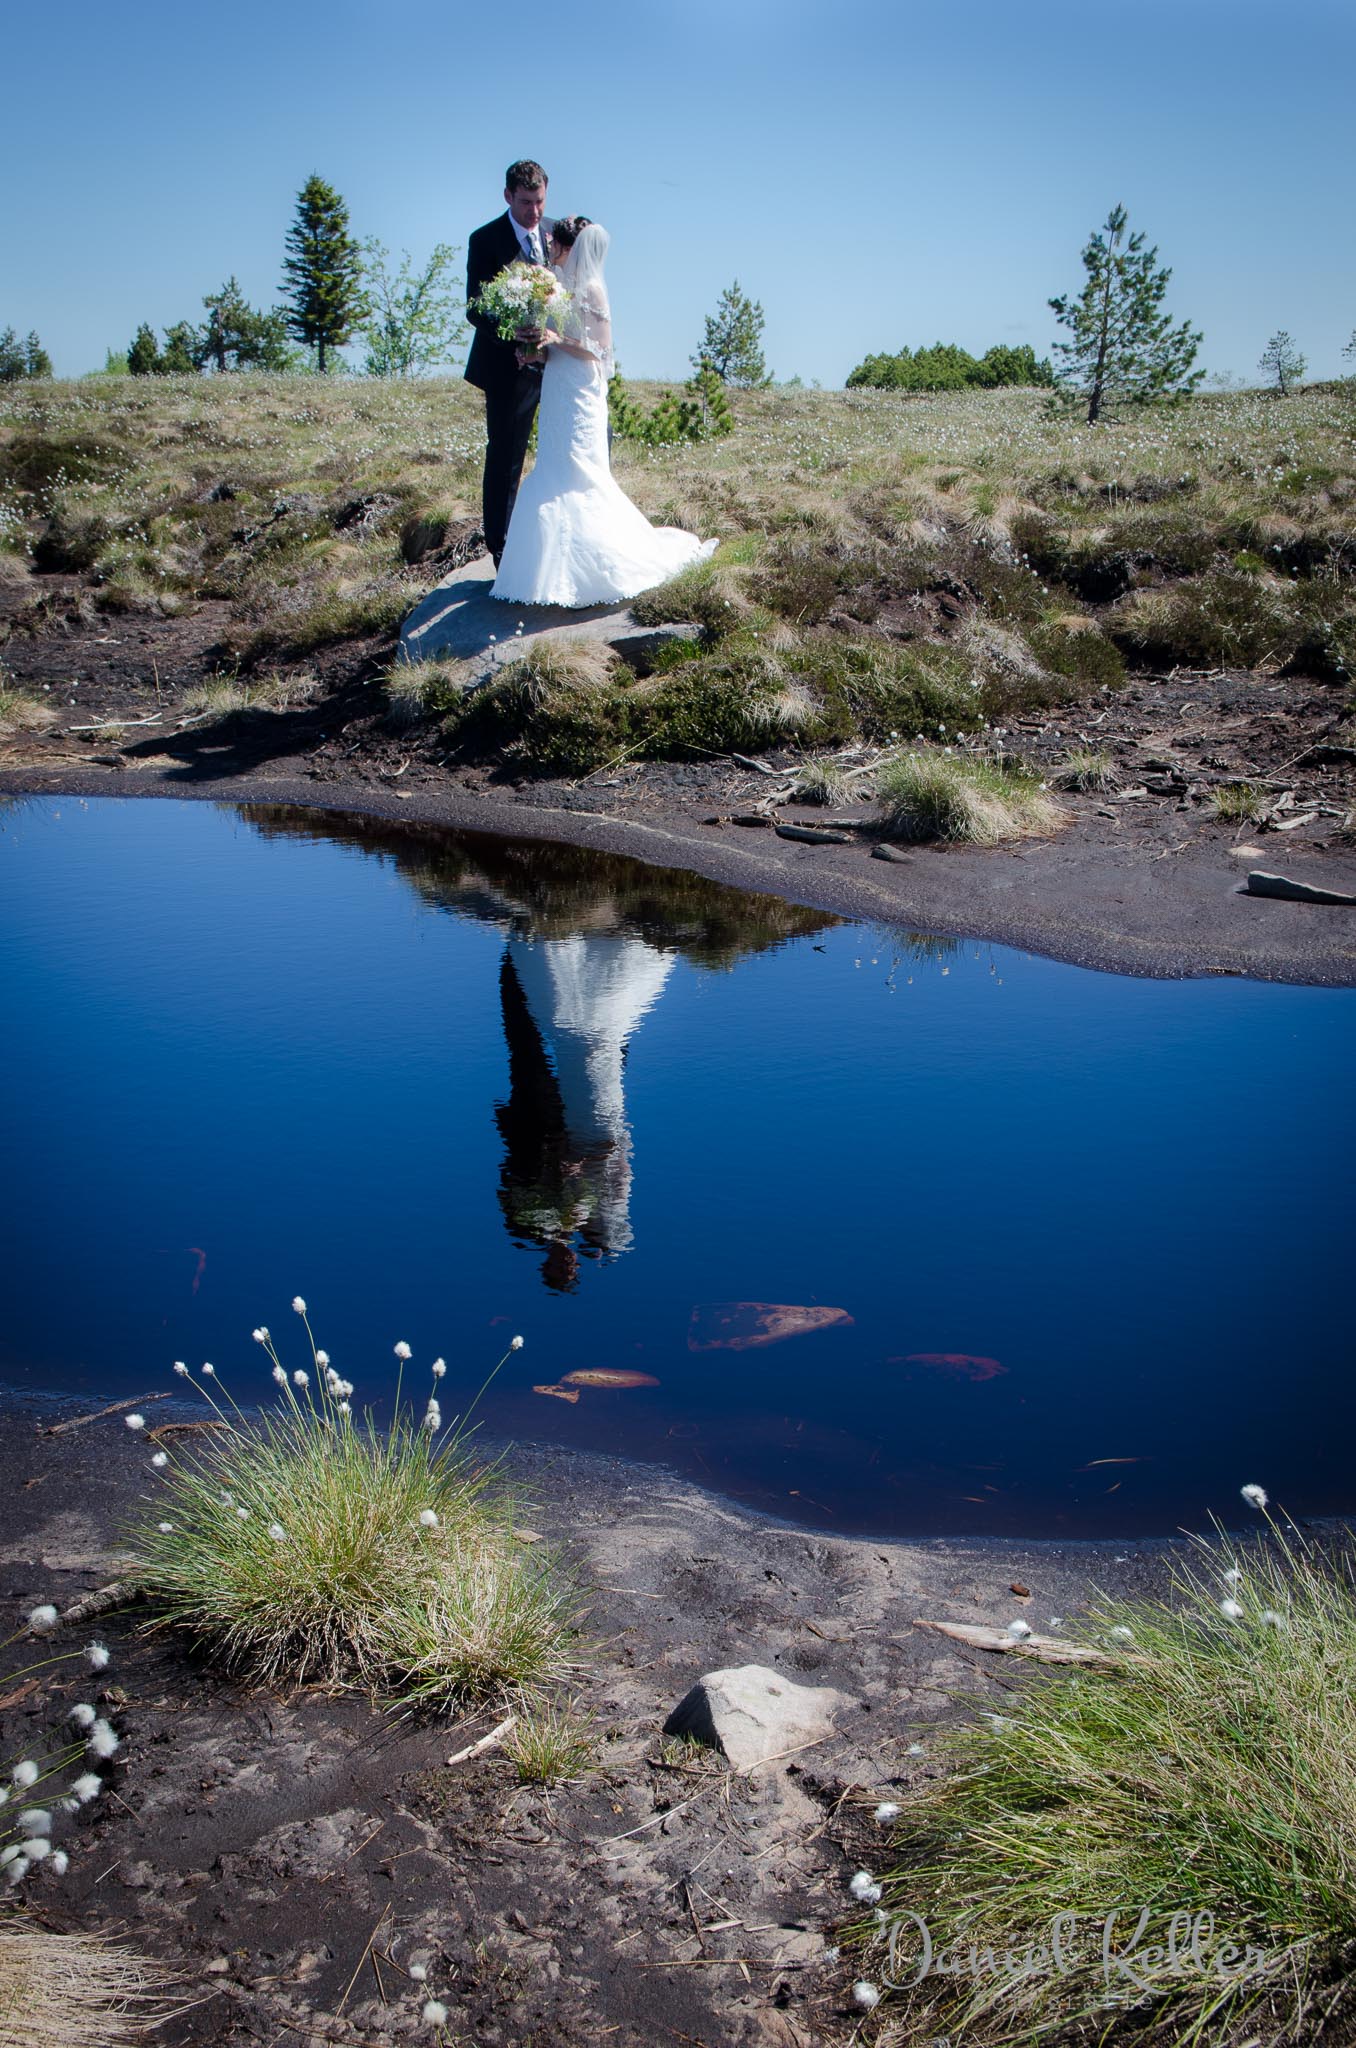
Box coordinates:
[446,1712,516,1767]
[45,1393,170,1436]
[62,1579,135,1625]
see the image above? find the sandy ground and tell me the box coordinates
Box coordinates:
[2,1389,1195,2047]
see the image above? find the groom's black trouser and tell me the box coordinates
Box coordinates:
[482,370,542,564]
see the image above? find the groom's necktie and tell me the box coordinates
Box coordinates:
[523,233,539,265]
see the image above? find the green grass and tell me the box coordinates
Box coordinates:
[1054,746,1117,792]
[503,1697,598,1785]
[3,376,1354,757]
[860,1500,1356,2046]
[874,748,1062,845]
[130,1321,576,1708]
[0,674,56,733]
[1212,780,1269,824]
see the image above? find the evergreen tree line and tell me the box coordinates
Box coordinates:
[121,174,464,379]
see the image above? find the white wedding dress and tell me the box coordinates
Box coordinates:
[492,226,716,609]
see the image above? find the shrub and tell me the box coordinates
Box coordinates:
[861,1501,1356,2046]
[875,748,1060,844]
[1027,617,1126,693]
[752,519,882,624]
[847,342,1055,392]
[609,360,734,446]
[1113,569,1300,669]
[131,1320,575,1707]
[451,638,629,776]
[629,558,748,636]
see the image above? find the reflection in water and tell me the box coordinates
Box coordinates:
[232,808,836,1288]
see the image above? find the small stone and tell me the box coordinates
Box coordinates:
[870,843,913,863]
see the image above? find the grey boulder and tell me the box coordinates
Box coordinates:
[664,1663,850,1771]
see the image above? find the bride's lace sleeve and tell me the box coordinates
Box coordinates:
[561,288,613,376]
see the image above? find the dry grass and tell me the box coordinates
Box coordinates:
[875,748,1062,844]
[0,678,57,734]
[0,1925,176,2047]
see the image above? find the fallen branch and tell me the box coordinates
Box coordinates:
[45,1393,170,1436]
[62,1579,137,1626]
[913,1618,1121,1666]
[445,1712,516,1767]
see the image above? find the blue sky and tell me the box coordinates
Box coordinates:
[4,0,1351,385]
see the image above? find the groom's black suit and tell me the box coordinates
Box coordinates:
[465,211,553,566]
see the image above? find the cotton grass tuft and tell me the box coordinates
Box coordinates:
[875,747,1061,846]
[0,1925,176,2045]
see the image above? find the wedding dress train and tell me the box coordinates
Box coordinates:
[491,347,716,609]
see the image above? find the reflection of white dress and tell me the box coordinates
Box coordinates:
[508,933,674,1251]
[492,350,716,608]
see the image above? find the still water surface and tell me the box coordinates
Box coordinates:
[2,796,1350,1539]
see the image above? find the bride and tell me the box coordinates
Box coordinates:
[491,220,717,609]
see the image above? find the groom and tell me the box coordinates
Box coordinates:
[465,159,554,569]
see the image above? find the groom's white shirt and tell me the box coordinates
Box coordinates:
[506,213,553,264]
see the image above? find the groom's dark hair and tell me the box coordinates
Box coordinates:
[505,159,547,193]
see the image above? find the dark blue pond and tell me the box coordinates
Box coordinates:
[2,795,1351,1540]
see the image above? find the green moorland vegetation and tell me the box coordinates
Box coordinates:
[1,374,1353,791]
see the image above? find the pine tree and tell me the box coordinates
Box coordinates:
[127,323,161,376]
[23,332,52,378]
[693,281,770,388]
[1259,331,1307,396]
[359,240,466,377]
[201,278,292,372]
[160,322,201,374]
[281,175,366,373]
[1049,205,1202,424]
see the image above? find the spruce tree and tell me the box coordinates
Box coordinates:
[127,323,161,376]
[281,175,365,373]
[201,277,292,371]
[693,281,770,388]
[1049,205,1202,424]
[160,322,201,374]
[23,332,52,378]
[1259,330,1306,395]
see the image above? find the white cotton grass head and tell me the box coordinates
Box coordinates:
[852,1980,881,2010]
[272,1364,287,1386]
[394,1341,412,1361]
[292,1370,309,1388]
[0,1845,22,1869]
[27,1604,58,1633]
[236,1506,250,1520]
[151,1451,168,1469]
[21,1837,50,1863]
[419,1510,440,1529]
[1223,1567,1243,1587]
[510,1335,524,1350]
[421,2000,448,2027]
[315,1350,330,1368]
[18,1808,52,1837]
[1241,1483,1269,1510]
[157,1522,174,1535]
[69,1704,97,1731]
[1005,1618,1032,1640]
[424,1399,442,1432]
[87,1721,119,1759]
[1110,1624,1134,1642]
[1219,1597,1245,1622]
[292,1296,307,1315]
[408,1962,428,1982]
[13,1760,39,1789]
[124,1414,146,1431]
[1261,1608,1288,1630]
[874,1801,900,1822]
[201,1363,215,1377]
[49,1849,69,1876]
[87,1642,110,1670]
[174,1359,190,1374]
[70,1773,102,1804]
[267,1523,286,1542]
[848,1870,882,1903]
[431,1358,446,1379]
[252,1329,268,1346]
[338,1401,351,1417]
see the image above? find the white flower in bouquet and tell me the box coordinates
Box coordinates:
[472,262,572,343]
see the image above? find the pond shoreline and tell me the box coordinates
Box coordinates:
[4,760,1356,985]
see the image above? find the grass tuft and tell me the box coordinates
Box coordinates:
[875,748,1061,845]
[1212,780,1269,823]
[863,1508,1356,2046]
[131,1327,576,1709]
[503,1697,598,1785]
[0,1926,177,2045]
[0,675,57,733]
[1054,746,1117,792]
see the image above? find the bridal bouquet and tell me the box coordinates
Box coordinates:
[471,262,571,342]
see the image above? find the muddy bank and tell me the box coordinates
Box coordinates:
[3,1387,1197,2047]
[3,761,1356,986]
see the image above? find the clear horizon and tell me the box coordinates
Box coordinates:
[3,0,1351,388]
